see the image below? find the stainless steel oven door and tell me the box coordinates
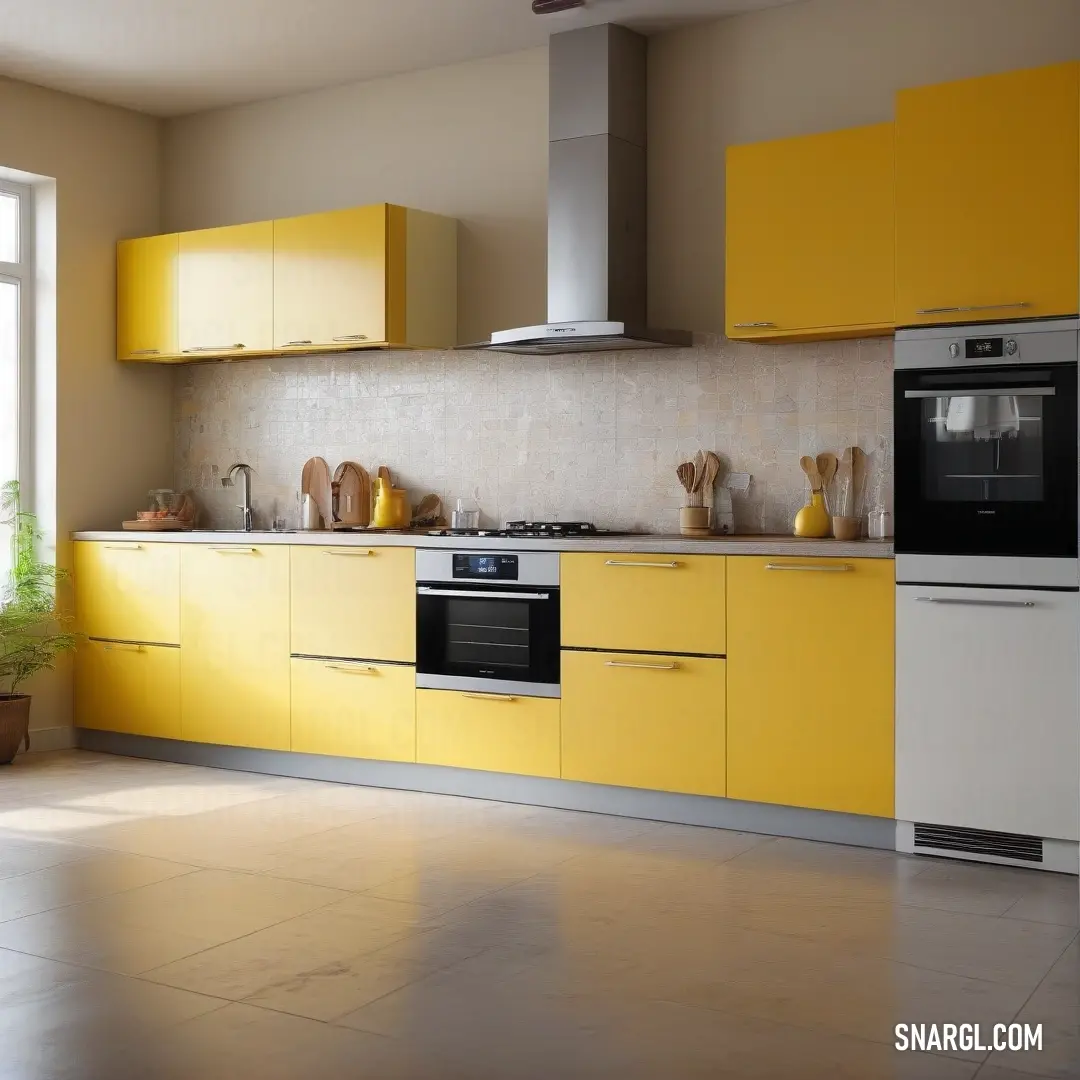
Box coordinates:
[416,583,561,698]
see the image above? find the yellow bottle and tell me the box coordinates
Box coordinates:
[793,492,831,538]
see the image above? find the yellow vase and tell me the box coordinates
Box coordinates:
[793,492,831,538]
[373,479,410,529]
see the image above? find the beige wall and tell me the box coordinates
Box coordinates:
[164,49,549,345]
[648,0,1080,332]
[0,76,168,731]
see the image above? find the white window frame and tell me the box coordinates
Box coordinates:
[0,177,33,499]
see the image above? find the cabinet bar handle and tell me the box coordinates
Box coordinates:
[103,543,142,550]
[915,596,1036,609]
[765,562,853,572]
[605,660,679,671]
[128,348,161,356]
[325,663,379,673]
[324,549,373,556]
[915,302,1030,315]
[104,643,144,652]
[208,546,257,553]
[182,344,247,353]
[463,692,517,701]
[333,334,369,342]
[733,322,776,328]
[603,560,680,569]
[284,340,313,346]
[280,335,369,347]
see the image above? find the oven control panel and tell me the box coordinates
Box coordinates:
[452,553,519,580]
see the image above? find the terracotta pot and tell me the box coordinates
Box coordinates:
[0,695,31,765]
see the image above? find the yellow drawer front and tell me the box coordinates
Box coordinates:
[74,541,181,645]
[291,658,415,762]
[561,651,726,797]
[75,639,181,740]
[726,556,894,817]
[290,546,415,662]
[416,689,560,778]
[561,553,726,655]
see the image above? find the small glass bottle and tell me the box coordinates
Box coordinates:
[867,507,892,540]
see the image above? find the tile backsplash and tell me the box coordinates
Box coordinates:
[173,334,893,534]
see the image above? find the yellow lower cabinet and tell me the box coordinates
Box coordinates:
[75,639,181,740]
[180,544,291,750]
[561,651,726,797]
[726,557,894,817]
[291,658,415,762]
[416,689,560,778]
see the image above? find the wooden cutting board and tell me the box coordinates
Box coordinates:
[333,461,371,527]
[301,456,333,529]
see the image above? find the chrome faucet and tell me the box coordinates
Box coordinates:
[222,463,254,532]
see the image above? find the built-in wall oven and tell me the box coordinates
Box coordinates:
[893,319,1080,872]
[416,550,560,698]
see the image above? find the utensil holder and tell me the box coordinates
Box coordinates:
[831,515,861,541]
[680,506,711,536]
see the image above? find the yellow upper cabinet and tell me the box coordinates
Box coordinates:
[290,545,415,662]
[561,553,725,655]
[896,62,1080,326]
[726,557,895,818]
[177,221,275,358]
[726,123,895,341]
[274,204,457,351]
[117,234,179,361]
[180,544,291,751]
[74,541,180,645]
[274,205,389,350]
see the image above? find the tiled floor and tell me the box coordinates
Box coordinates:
[0,752,1076,1079]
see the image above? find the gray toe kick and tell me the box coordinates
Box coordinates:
[75,729,896,850]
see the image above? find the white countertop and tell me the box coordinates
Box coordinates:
[72,530,893,558]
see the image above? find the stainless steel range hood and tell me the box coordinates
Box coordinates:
[468,23,692,355]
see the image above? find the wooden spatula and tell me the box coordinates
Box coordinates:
[816,452,837,509]
[799,455,821,493]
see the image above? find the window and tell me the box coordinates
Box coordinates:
[0,178,32,580]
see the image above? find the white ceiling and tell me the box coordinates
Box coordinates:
[0,0,791,117]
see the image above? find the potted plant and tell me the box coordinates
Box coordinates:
[0,481,77,764]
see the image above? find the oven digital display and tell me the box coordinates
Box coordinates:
[452,554,519,580]
[965,337,1004,359]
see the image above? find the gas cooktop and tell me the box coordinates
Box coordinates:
[427,521,638,539]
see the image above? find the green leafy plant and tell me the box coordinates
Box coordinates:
[0,481,77,695]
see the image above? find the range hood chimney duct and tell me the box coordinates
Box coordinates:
[467,23,693,355]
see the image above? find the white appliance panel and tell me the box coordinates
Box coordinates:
[896,584,1079,842]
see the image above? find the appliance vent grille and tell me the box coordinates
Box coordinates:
[913,823,1043,863]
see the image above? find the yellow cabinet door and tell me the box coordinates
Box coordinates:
[273,205,389,350]
[416,689,560,777]
[290,546,414,662]
[74,541,181,645]
[75,639,181,739]
[726,123,895,340]
[561,651,725,796]
[896,62,1080,326]
[726,557,894,817]
[180,544,290,750]
[561,553,725,655]
[178,221,274,357]
[117,234,179,360]
[291,657,415,761]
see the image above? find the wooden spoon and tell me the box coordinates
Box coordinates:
[677,461,695,497]
[799,455,821,493]
[816,452,838,510]
[701,452,722,508]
